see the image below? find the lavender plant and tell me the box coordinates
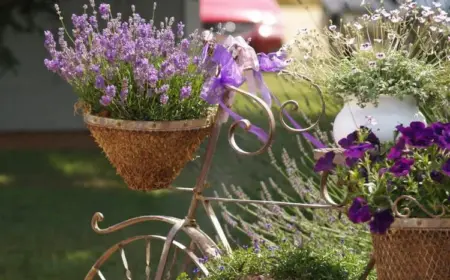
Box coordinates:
[284,1,450,109]
[216,108,372,261]
[44,1,213,121]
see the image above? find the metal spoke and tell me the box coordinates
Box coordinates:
[97,270,106,280]
[120,247,132,280]
[165,247,179,280]
[145,239,151,280]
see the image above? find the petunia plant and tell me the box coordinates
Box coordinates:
[314,122,450,234]
[44,1,214,121]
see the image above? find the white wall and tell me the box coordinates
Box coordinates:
[0,0,199,132]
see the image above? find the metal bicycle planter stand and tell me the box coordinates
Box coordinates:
[83,72,373,280]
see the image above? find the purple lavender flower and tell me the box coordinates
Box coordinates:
[90,64,100,73]
[44,31,56,54]
[98,3,110,20]
[105,85,116,97]
[369,209,394,234]
[100,94,113,106]
[75,65,84,76]
[443,159,450,177]
[348,197,372,224]
[177,22,185,38]
[44,59,59,72]
[389,158,415,177]
[180,85,192,100]
[95,75,106,89]
[120,79,128,101]
[387,137,406,160]
[157,84,170,94]
[180,39,190,51]
[313,151,336,172]
[344,143,374,159]
[89,15,98,29]
[396,122,435,148]
[160,94,169,105]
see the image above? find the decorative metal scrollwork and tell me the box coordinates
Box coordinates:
[392,195,447,218]
[225,85,276,156]
[279,70,326,133]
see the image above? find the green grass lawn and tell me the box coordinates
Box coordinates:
[0,74,340,280]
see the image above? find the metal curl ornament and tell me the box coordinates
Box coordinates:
[225,85,276,156]
[392,195,447,218]
[278,70,325,133]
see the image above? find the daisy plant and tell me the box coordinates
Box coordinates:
[284,0,450,109]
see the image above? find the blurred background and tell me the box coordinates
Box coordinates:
[0,0,392,279]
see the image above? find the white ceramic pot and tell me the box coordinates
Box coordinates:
[333,95,427,144]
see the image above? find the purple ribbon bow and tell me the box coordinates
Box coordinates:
[200,44,269,143]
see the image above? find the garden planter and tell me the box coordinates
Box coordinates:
[371,218,450,280]
[84,111,216,191]
[333,95,426,144]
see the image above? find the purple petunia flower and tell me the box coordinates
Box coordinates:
[437,128,450,151]
[98,3,110,20]
[369,209,394,234]
[443,159,450,176]
[396,122,435,148]
[345,157,359,167]
[387,137,406,160]
[180,85,191,100]
[430,170,444,182]
[314,151,336,172]
[99,94,113,106]
[344,143,374,159]
[389,158,415,177]
[348,197,372,224]
[160,94,169,105]
[338,131,358,149]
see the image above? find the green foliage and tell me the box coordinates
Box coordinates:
[326,50,448,109]
[75,63,211,121]
[180,243,368,280]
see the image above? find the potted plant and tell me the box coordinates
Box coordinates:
[314,121,450,279]
[285,1,450,143]
[43,2,222,190]
[177,241,353,280]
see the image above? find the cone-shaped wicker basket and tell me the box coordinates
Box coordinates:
[84,111,216,191]
[372,218,450,280]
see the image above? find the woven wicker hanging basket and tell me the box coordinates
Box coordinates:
[372,218,450,280]
[84,111,216,191]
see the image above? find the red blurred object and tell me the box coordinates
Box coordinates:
[200,0,283,54]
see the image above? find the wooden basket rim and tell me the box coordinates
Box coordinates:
[391,218,450,229]
[84,110,216,132]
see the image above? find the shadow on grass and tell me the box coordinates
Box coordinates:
[0,150,218,280]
